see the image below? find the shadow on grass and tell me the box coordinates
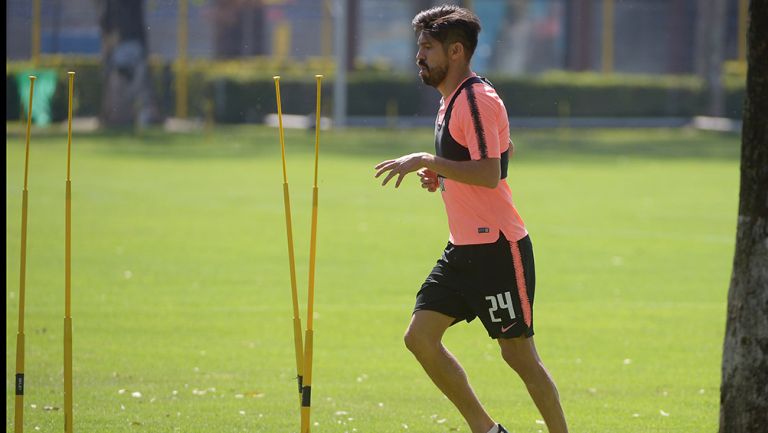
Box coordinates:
[6,125,740,162]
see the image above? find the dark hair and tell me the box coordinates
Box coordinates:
[412,5,481,60]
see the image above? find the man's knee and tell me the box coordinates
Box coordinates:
[405,310,453,357]
[404,326,439,357]
[499,338,541,378]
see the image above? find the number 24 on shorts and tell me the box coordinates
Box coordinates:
[485,292,516,322]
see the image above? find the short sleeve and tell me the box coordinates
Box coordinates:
[449,85,502,160]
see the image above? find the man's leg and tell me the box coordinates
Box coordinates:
[404,310,496,433]
[498,336,568,433]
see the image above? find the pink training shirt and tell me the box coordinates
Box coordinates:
[436,75,528,245]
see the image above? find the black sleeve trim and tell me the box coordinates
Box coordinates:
[465,85,488,159]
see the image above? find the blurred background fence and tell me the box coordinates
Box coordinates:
[6,0,747,126]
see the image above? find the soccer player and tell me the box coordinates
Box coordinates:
[374,5,569,433]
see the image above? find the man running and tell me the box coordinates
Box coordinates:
[374,5,569,433]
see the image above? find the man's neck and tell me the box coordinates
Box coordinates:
[437,65,473,99]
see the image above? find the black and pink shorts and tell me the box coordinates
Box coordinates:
[414,233,536,339]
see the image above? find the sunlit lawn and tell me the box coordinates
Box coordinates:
[6,124,738,432]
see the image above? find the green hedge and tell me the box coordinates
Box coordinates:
[7,57,102,121]
[488,72,706,117]
[208,73,424,123]
[209,72,744,122]
[6,56,187,122]
[6,59,746,123]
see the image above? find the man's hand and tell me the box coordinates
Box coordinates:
[417,168,439,192]
[374,152,433,188]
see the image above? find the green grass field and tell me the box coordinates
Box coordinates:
[6,125,739,432]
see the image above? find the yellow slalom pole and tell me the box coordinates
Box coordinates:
[15,75,36,433]
[64,71,75,433]
[301,74,323,433]
[273,76,305,405]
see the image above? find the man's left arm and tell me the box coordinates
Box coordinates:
[375,90,504,188]
[375,152,499,188]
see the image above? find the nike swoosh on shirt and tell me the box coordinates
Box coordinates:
[501,322,516,333]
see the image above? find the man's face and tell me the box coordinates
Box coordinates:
[416,32,449,88]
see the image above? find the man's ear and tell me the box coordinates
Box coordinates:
[449,41,465,61]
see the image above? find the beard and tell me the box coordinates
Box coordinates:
[418,62,448,87]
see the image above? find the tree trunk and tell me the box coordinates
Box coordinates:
[565,0,594,72]
[719,2,768,432]
[695,0,714,77]
[695,0,727,116]
[707,0,727,117]
[213,0,266,59]
[99,0,160,128]
[346,0,359,71]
